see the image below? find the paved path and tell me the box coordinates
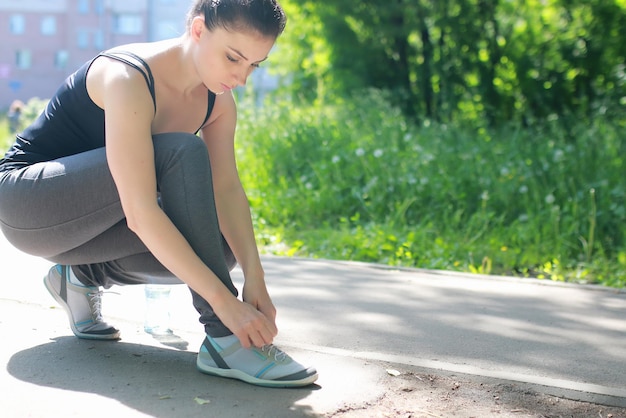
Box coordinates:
[1,233,625,417]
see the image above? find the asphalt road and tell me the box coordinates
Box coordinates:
[1,233,625,416]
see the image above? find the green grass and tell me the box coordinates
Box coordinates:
[235,89,626,288]
[0,117,12,151]
[2,97,47,150]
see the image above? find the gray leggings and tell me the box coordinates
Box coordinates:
[0,133,237,337]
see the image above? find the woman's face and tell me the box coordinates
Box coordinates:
[192,17,276,94]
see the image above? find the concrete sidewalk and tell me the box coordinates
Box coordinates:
[1,232,626,417]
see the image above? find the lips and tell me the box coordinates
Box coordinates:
[221,83,233,91]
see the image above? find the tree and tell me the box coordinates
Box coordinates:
[273,0,626,124]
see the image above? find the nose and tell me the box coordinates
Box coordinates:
[232,73,246,88]
[233,67,253,87]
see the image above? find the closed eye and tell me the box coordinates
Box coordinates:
[227,53,260,68]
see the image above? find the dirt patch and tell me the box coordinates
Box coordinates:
[326,369,626,418]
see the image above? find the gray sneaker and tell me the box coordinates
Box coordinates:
[44,265,120,340]
[197,335,318,387]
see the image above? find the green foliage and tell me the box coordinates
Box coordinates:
[18,97,48,126]
[236,90,626,288]
[275,0,626,124]
[1,97,48,151]
[0,116,10,151]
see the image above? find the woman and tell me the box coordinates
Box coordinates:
[0,0,317,388]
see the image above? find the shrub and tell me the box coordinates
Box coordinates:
[236,89,626,287]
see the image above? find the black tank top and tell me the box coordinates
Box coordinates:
[0,51,216,172]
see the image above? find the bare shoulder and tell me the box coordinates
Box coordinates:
[86,40,173,109]
[86,55,153,111]
[204,91,238,128]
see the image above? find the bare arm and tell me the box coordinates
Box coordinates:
[201,93,276,326]
[97,62,276,347]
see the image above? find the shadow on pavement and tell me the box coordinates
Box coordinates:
[264,258,626,391]
[7,336,320,418]
[148,331,189,351]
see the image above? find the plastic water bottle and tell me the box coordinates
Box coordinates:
[144,284,172,335]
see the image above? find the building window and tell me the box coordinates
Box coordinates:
[77,30,90,49]
[10,15,25,35]
[41,16,57,36]
[94,0,105,15]
[55,50,69,70]
[16,50,32,69]
[114,14,143,35]
[93,30,104,50]
[78,0,90,14]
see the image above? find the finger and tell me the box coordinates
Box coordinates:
[258,303,276,321]
[257,311,276,335]
[267,309,277,325]
[268,319,278,337]
[260,321,277,345]
[259,313,277,338]
[245,321,274,348]
[249,330,268,348]
[256,305,277,332]
[245,302,276,334]
[234,330,252,349]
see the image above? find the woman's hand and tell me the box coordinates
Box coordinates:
[242,279,277,330]
[216,293,277,349]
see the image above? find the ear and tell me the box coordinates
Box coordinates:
[190,16,205,42]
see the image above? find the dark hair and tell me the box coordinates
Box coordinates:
[187,0,286,39]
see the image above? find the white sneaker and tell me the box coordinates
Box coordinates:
[44,265,120,340]
[197,335,318,387]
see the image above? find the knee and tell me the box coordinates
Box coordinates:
[153,132,207,156]
[152,133,210,175]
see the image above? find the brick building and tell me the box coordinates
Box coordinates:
[0,0,191,110]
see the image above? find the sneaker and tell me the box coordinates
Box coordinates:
[44,265,120,340]
[197,335,318,388]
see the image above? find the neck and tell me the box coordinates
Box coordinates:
[167,35,207,95]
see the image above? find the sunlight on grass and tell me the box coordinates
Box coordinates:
[236,90,626,288]
[0,118,12,152]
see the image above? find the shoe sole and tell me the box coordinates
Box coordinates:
[196,358,318,388]
[43,271,120,341]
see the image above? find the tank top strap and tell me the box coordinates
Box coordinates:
[98,51,157,113]
[196,92,216,134]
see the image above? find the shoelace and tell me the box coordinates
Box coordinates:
[261,344,288,362]
[87,290,104,322]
